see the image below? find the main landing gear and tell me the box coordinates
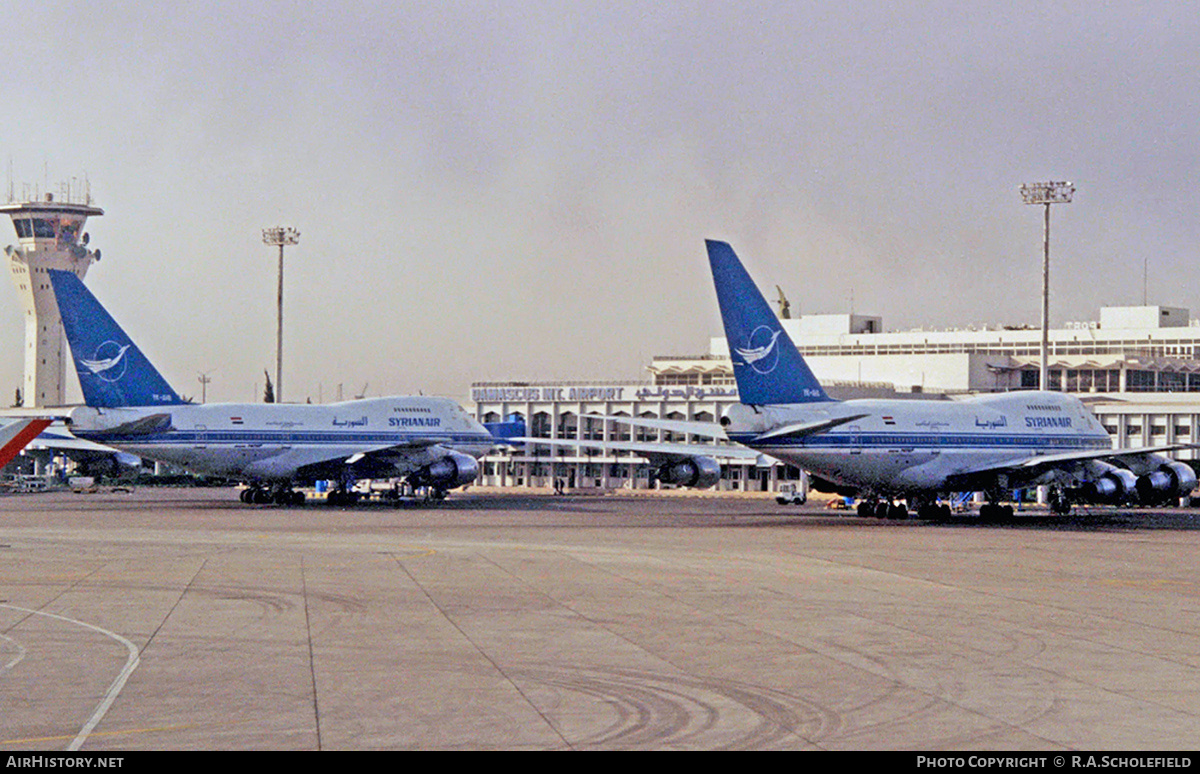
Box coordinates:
[239,486,306,506]
[915,502,952,521]
[855,498,952,521]
[324,487,361,507]
[855,500,912,519]
[978,502,1015,522]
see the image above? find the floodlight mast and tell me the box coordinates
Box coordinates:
[1020,181,1074,391]
[262,226,300,403]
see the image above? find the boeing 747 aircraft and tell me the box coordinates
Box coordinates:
[705,240,1197,519]
[48,270,495,505]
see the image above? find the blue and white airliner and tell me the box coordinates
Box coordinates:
[49,269,497,505]
[705,240,1196,518]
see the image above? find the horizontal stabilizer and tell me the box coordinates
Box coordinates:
[751,413,869,443]
[88,413,175,437]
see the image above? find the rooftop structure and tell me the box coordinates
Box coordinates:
[645,306,1200,395]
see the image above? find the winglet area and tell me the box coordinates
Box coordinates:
[706,240,831,405]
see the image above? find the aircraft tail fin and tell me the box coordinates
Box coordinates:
[49,270,186,408]
[0,418,52,469]
[706,240,832,405]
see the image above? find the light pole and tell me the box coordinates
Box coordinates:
[1019,181,1074,391]
[261,226,300,403]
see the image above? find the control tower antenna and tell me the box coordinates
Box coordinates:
[1,186,103,406]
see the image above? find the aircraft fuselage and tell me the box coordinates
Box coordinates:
[725,391,1112,494]
[65,396,494,484]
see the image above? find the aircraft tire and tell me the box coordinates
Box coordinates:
[918,503,944,521]
[979,503,1014,523]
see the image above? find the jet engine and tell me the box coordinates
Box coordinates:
[412,452,479,490]
[656,456,721,489]
[1135,461,1198,504]
[1082,463,1138,504]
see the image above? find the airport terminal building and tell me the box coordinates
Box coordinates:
[471,304,1200,491]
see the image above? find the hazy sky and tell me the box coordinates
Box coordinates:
[2,1,1197,404]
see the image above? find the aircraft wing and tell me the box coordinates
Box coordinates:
[578,415,730,439]
[509,435,773,488]
[291,438,461,481]
[945,443,1199,490]
[560,412,870,462]
[1013,444,1197,471]
[28,431,120,453]
[510,436,764,462]
[27,428,143,469]
[584,413,870,444]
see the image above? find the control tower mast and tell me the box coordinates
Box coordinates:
[1,183,103,407]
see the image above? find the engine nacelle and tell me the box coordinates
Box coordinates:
[413,452,479,490]
[1084,466,1138,504]
[1136,461,1198,504]
[657,456,721,489]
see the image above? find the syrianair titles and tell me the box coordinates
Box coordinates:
[47,269,501,506]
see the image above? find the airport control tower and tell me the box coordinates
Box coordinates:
[0,184,103,407]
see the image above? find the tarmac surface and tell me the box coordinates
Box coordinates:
[1,487,1199,750]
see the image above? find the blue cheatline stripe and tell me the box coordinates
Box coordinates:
[730,432,1112,451]
[76,430,496,446]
